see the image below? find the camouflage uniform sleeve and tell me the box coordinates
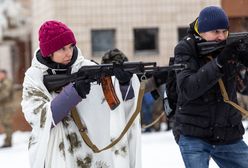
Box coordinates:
[0,79,13,102]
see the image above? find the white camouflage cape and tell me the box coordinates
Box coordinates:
[21,48,142,168]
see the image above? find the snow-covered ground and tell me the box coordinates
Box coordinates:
[0,121,248,168]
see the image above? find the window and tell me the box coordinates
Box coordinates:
[178,27,188,42]
[134,28,159,54]
[91,29,115,56]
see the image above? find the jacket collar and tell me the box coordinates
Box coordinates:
[36,46,78,70]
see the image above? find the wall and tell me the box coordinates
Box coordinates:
[32,0,220,65]
[222,0,248,17]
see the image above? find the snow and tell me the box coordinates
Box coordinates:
[0,121,248,168]
[0,131,30,168]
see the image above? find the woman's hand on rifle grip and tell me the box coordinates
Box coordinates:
[73,79,91,98]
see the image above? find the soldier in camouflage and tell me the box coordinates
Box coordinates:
[0,69,14,148]
[101,48,128,64]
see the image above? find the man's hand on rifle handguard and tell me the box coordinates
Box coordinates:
[113,65,133,85]
[152,70,168,87]
[102,48,133,85]
[216,41,240,68]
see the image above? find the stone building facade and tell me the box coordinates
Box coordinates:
[31,0,220,65]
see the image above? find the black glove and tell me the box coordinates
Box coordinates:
[73,80,91,98]
[153,70,168,87]
[216,42,239,67]
[236,49,248,66]
[113,66,132,85]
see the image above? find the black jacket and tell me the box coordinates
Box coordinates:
[173,20,248,144]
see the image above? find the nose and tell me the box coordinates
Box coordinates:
[217,32,226,41]
[65,47,73,58]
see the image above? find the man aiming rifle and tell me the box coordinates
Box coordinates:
[172,6,248,168]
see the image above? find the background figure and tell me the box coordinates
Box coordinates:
[102,48,167,133]
[236,64,248,110]
[142,82,172,132]
[151,93,169,131]
[236,64,248,130]
[141,92,154,132]
[0,69,14,148]
[101,48,142,168]
[237,93,248,111]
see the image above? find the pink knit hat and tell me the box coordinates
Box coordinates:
[38,20,76,57]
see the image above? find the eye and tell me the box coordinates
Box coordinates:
[223,30,229,35]
[60,47,66,51]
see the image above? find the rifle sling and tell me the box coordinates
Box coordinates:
[142,112,165,129]
[218,78,248,117]
[71,80,146,153]
[208,56,248,117]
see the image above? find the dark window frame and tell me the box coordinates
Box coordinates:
[177,27,188,42]
[91,29,116,56]
[133,27,159,55]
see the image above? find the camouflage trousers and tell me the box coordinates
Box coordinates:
[0,106,14,145]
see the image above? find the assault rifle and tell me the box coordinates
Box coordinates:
[43,61,186,110]
[197,32,248,56]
